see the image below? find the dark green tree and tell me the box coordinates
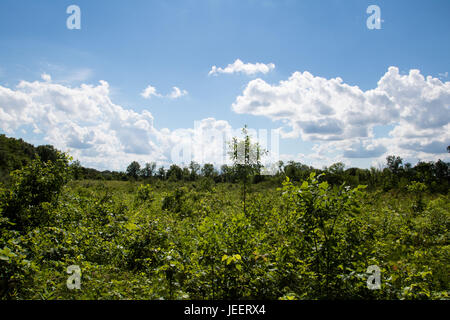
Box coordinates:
[141,162,156,178]
[167,164,183,181]
[386,155,403,188]
[157,166,166,180]
[36,145,59,163]
[189,161,200,181]
[126,161,141,179]
[220,164,235,183]
[70,160,83,180]
[201,163,217,179]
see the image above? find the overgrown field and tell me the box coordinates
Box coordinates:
[0,154,449,300]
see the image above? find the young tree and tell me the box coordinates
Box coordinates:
[228,125,266,214]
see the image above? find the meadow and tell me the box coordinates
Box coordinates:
[0,150,448,300]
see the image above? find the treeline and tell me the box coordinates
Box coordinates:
[118,156,449,193]
[1,134,449,192]
[0,134,125,183]
[0,134,63,183]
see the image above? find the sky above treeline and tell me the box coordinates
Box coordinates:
[0,0,449,171]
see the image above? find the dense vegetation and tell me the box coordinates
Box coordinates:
[0,134,448,299]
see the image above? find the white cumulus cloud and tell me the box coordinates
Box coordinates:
[141,85,161,98]
[141,85,187,99]
[168,86,188,99]
[209,59,275,76]
[232,67,450,162]
[0,75,233,170]
[41,73,52,82]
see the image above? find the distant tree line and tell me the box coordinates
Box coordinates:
[118,155,448,193]
[1,134,449,193]
[116,152,450,193]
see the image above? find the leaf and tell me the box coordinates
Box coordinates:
[125,222,139,231]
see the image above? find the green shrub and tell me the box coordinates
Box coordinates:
[136,184,154,203]
[0,152,71,232]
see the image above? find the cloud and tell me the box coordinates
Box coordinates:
[41,73,51,82]
[38,63,93,84]
[0,75,233,170]
[64,68,93,83]
[209,59,275,76]
[141,85,161,98]
[141,85,187,99]
[0,77,159,169]
[168,86,188,99]
[232,67,450,161]
[1,68,448,172]
[439,71,448,79]
[399,140,448,154]
[343,141,387,158]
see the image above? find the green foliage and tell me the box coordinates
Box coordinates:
[136,184,154,203]
[126,161,141,179]
[197,177,214,192]
[0,152,72,232]
[407,181,427,214]
[0,146,448,300]
[271,173,372,298]
[162,187,193,217]
[141,162,156,179]
[228,125,267,214]
[0,135,51,184]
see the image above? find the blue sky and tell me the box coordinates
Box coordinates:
[0,0,449,170]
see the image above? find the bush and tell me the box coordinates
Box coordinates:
[136,184,154,203]
[271,173,371,298]
[407,181,427,214]
[162,187,192,217]
[0,152,72,232]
